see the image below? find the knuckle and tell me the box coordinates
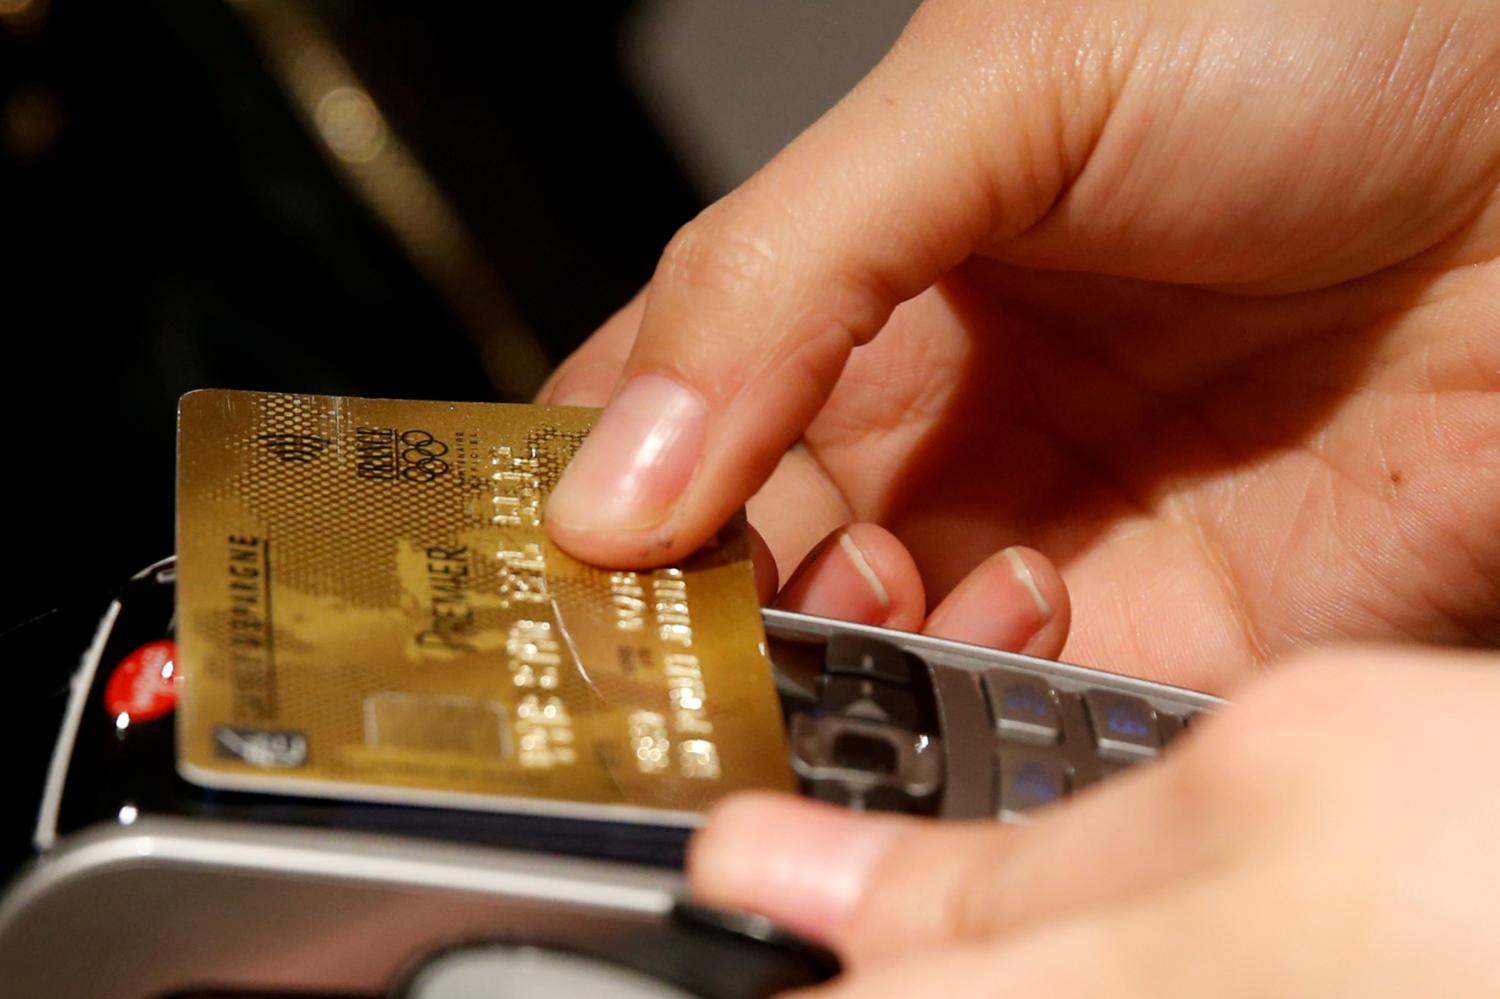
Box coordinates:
[656,205,783,303]
[656,200,889,348]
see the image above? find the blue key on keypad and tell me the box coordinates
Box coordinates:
[1083,690,1160,762]
[984,674,1062,745]
[997,753,1070,821]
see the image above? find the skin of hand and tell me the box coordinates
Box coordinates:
[687,648,1500,998]
[539,0,1500,693]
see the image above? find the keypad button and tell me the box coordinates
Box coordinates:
[1083,690,1161,762]
[983,674,1062,745]
[996,754,1070,821]
[786,711,936,804]
[819,675,919,729]
[825,634,914,686]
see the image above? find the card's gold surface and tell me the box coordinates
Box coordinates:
[175,389,792,819]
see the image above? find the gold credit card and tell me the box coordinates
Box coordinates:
[175,389,793,821]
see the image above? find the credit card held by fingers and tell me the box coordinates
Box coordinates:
[175,389,794,823]
[0,391,1233,999]
[176,389,1226,831]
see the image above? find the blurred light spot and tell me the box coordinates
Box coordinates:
[118,804,138,826]
[3,85,65,162]
[115,712,130,732]
[315,86,385,164]
[0,0,47,34]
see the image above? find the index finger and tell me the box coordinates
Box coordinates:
[544,0,1113,566]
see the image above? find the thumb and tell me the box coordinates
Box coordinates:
[545,0,1122,566]
[688,760,1218,966]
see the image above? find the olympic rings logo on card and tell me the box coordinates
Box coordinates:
[353,425,452,482]
[398,429,451,481]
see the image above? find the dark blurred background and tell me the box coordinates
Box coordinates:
[0,0,917,632]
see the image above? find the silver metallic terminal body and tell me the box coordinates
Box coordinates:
[0,818,685,998]
[0,589,1225,998]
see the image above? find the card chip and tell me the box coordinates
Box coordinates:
[364,693,510,758]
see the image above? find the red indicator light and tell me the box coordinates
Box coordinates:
[104,639,179,725]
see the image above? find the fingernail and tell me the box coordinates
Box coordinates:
[691,796,906,939]
[778,530,891,623]
[838,533,892,610]
[923,546,1053,650]
[1002,546,1052,620]
[546,373,707,533]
